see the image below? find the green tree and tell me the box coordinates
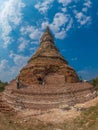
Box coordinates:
[91,76,98,90]
[0,80,8,92]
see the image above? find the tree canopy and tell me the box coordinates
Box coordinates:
[91,76,98,90]
[0,80,8,92]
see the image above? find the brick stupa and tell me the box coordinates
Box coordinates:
[18,27,79,85]
[2,27,97,112]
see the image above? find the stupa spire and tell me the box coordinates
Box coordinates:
[40,26,54,43]
[46,26,50,32]
[28,27,66,63]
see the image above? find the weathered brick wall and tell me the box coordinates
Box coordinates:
[2,81,97,111]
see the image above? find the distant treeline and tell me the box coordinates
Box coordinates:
[0,80,8,92]
[90,76,98,90]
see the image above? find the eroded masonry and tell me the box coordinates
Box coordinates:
[2,27,97,111]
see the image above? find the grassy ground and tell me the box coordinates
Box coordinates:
[0,104,98,130]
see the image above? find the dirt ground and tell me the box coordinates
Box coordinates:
[0,97,98,130]
[16,96,98,124]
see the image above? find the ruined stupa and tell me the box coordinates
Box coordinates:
[18,27,79,85]
[2,27,97,111]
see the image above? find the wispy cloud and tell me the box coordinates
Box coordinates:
[58,0,72,6]
[50,12,68,31]
[18,37,29,52]
[82,0,92,12]
[20,25,42,41]
[40,12,72,39]
[78,69,98,80]
[0,59,8,71]
[0,52,30,82]
[0,0,94,82]
[0,0,93,49]
[0,59,16,82]
[9,51,29,66]
[50,13,73,39]
[84,0,92,8]
[20,12,72,41]
[75,11,91,26]
[0,58,28,82]
[0,0,25,48]
[34,0,54,14]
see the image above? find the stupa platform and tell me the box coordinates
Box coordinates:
[1,27,97,112]
[2,79,97,111]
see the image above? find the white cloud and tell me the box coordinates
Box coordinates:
[82,7,88,13]
[0,0,25,48]
[78,70,90,80]
[0,52,31,82]
[66,18,73,31]
[49,13,72,39]
[0,62,25,82]
[20,16,69,41]
[51,13,68,28]
[77,69,98,81]
[40,13,73,39]
[55,30,66,39]
[34,0,54,13]
[0,52,30,82]
[29,29,42,40]
[82,0,92,12]
[0,0,94,82]
[0,70,11,82]
[9,52,29,66]
[75,12,91,26]
[0,59,8,71]
[58,0,72,6]
[61,7,67,12]
[58,0,73,16]
[50,13,68,32]
[84,0,92,8]
[21,0,92,41]
[18,37,29,52]
[41,21,49,30]
[20,26,42,41]
[0,59,16,82]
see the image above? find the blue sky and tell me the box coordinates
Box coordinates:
[0,0,98,82]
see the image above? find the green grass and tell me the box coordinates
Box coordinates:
[70,104,98,130]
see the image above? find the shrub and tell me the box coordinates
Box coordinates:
[91,77,98,90]
[0,80,8,92]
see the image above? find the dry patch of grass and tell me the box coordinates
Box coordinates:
[0,104,98,130]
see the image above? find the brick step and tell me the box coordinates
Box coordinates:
[3,97,75,110]
[0,94,14,113]
[4,101,67,110]
[4,91,64,97]
[4,92,94,103]
[4,96,74,104]
[2,81,97,111]
[3,93,74,105]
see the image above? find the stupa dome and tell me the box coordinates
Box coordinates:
[18,27,79,85]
